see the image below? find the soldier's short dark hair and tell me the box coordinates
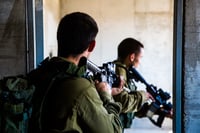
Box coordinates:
[57,12,98,57]
[118,38,144,61]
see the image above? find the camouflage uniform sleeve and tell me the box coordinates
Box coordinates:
[98,91,122,115]
[113,90,147,113]
[78,85,122,133]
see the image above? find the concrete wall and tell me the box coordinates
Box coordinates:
[43,0,173,131]
[43,0,60,57]
[0,0,26,78]
[184,0,200,132]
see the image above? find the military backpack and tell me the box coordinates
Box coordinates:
[0,75,35,133]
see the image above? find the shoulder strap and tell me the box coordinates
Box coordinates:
[33,57,73,131]
[38,72,63,130]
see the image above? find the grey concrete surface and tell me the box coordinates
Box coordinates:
[124,117,172,133]
[124,129,172,133]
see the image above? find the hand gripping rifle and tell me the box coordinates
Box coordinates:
[128,66,173,127]
[86,60,120,88]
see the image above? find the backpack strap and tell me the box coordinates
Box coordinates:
[36,58,75,131]
[38,72,64,130]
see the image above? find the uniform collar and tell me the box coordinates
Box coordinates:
[41,57,87,77]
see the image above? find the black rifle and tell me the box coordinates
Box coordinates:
[86,60,120,88]
[86,60,172,127]
[128,66,173,127]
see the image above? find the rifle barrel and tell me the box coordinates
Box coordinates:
[87,60,101,73]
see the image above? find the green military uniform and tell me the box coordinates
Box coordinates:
[112,60,147,129]
[28,57,122,133]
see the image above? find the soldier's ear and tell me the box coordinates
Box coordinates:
[88,40,95,52]
[129,53,135,62]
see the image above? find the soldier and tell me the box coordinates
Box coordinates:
[112,38,154,131]
[28,12,123,133]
